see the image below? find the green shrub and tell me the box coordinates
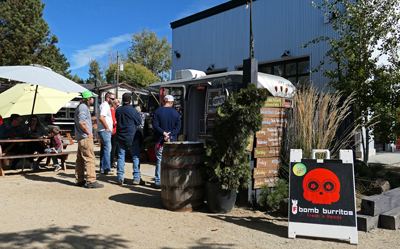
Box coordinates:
[203,84,269,190]
[258,179,288,210]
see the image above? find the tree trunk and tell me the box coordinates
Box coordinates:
[362,127,370,163]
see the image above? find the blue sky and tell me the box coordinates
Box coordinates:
[41,0,227,80]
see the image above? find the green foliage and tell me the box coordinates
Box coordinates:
[126,28,171,82]
[87,59,105,85]
[258,179,288,210]
[72,74,84,84]
[0,0,71,77]
[203,84,269,190]
[354,160,374,180]
[105,62,158,88]
[304,0,400,161]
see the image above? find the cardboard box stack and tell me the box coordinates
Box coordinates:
[253,97,287,189]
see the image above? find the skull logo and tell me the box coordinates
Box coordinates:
[303,168,340,204]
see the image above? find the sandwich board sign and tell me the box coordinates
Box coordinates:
[288,149,358,244]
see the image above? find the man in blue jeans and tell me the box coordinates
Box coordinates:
[97,91,115,175]
[115,93,143,185]
[152,95,181,189]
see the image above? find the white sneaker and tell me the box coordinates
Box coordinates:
[54,165,61,172]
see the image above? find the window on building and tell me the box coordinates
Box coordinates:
[237,57,310,86]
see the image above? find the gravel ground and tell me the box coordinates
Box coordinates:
[0,144,399,248]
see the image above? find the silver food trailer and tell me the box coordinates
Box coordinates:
[146,69,295,143]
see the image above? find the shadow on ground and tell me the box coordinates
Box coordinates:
[0,225,129,248]
[208,214,287,238]
[109,186,165,210]
[23,173,76,186]
[161,237,236,249]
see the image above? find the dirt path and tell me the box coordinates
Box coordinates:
[0,146,399,248]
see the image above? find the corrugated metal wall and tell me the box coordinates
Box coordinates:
[172,0,339,90]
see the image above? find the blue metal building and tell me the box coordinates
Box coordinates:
[170,0,338,91]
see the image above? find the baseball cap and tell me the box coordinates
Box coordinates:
[122,92,132,103]
[165,95,174,102]
[82,91,92,99]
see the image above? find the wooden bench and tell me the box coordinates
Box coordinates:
[0,151,77,176]
[61,137,74,149]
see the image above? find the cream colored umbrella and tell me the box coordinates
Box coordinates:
[0,83,79,118]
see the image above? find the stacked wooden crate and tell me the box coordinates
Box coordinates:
[252,97,287,189]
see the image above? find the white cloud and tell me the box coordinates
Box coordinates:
[175,0,228,20]
[70,33,131,70]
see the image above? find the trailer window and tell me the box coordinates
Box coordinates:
[207,90,225,114]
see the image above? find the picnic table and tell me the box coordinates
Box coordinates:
[59,130,72,139]
[0,138,76,176]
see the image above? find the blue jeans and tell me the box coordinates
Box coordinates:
[44,148,59,165]
[117,140,141,181]
[98,131,112,171]
[155,144,163,185]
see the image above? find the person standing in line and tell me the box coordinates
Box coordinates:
[152,95,181,189]
[136,104,150,140]
[110,99,120,168]
[115,93,143,185]
[97,91,115,175]
[75,91,103,188]
[134,105,147,152]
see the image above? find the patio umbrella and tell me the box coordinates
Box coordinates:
[0,83,79,118]
[0,64,87,93]
[0,64,90,117]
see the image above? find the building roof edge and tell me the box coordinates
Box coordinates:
[170,0,257,29]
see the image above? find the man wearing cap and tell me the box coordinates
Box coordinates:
[115,93,143,185]
[97,91,115,175]
[152,95,181,188]
[74,91,103,188]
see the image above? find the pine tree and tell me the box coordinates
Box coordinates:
[87,59,105,85]
[0,0,71,77]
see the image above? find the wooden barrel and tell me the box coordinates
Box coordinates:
[161,142,205,211]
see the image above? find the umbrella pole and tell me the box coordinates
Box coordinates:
[26,85,39,171]
[31,85,39,116]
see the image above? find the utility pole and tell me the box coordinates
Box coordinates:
[116,51,119,99]
[249,0,254,59]
[243,0,258,86]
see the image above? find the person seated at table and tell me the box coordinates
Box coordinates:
[22,115,48,169]
[35,127,63,172]
[22,115,47,139]
[0,114,23,170]
[0,114,23,139]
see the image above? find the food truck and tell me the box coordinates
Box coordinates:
[146,69,295,143]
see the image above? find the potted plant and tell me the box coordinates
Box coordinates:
[203,84,269,213]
